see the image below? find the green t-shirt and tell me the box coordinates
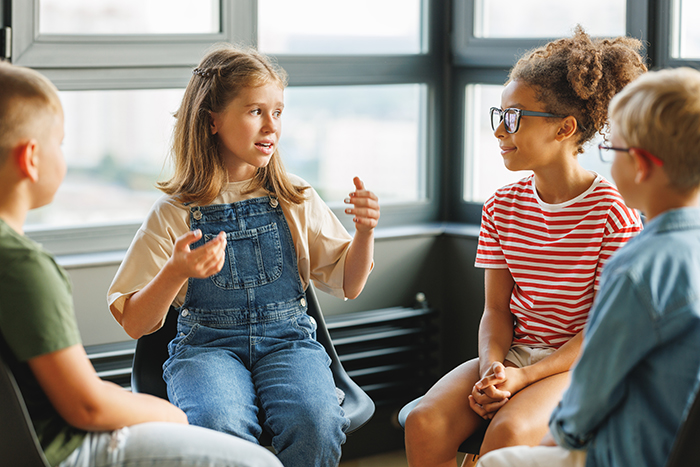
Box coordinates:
[0,219,87,466]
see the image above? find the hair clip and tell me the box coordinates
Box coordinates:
[192,67,212,78]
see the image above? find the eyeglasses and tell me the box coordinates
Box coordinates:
[597,144,664,166]
[490,107,565,134]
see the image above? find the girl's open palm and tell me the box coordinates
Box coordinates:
[170,229,227,280]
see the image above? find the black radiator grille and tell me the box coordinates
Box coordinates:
[87,302,439,408]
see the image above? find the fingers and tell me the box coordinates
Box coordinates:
[353,176,365,191]
[345,177,380,229]
[469,393,509,420]
[172,230,227,279]
[174,228,204,252]
[474,361,511,401]
[193,232,226,276]
[475,362,507,392]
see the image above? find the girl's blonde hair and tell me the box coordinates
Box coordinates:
[158,43,308,205]
[609,67,700,191]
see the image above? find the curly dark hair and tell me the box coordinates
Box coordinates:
[508,25,648,153]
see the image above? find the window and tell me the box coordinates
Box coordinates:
[283,84,426,204]
[11,0,250,69]
[38,0,220,35]
[473,0,625,38]
[452,0,640,67]
[258,0,424,55]
[27,89,182,228]
[9,0,442,254]
[672,0,700,59]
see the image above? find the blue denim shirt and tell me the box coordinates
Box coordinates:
[550,208,700,467]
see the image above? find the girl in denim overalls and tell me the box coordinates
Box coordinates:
[107,44,380,467]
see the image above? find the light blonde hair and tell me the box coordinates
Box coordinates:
[158,43,308,205]
[0,60,62,165]
[609,67,700,191]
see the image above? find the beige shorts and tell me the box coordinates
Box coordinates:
[504,345,556,368]
[477,445,586,467]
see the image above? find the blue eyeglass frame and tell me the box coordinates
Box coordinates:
[490,107,565,134]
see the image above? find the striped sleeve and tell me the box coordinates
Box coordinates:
[475,194,509,269]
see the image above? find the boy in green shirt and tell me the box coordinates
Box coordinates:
[0,60,282,467]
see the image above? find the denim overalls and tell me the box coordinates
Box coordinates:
[163,195,348,467]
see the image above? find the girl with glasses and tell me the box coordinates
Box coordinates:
[405,26,647,467]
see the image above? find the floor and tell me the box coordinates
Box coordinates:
[339,450,468,467]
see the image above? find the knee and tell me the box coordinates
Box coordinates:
[404,403,449,441]
[270,405,345,467]
[481,414,532,454]
[297,403,346,445]
[272,402,346,450]
[186,407,260,443]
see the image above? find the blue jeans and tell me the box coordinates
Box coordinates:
[164,309,349,467]
[58,422,282,467]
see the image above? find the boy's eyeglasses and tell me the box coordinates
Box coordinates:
[597,144,664,166]
[490,107,565,134]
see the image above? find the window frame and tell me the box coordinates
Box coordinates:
[654,0,700,70]
[452,0,649,67]
[4,0,446,255]
[11,0,252,70]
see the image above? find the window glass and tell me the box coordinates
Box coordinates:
[675,0,700,58]
[463,84,611,203]
[38,0,220,35]
[282,84,425,204]
[474,0,626,38]
[26,89,183,228]
[258,0,422,55]
[27,84,424,229]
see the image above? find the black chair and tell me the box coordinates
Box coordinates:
[0,349,51,467]
[398,396,486,456]
[131,285,375,440]
[666,386,700,467]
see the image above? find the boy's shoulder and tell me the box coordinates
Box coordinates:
[605,209,700,279]
[0,220,45,266]
[0,220,68,288]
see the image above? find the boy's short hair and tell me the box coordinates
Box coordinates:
[0,60,62,165]
[609,67,700,191]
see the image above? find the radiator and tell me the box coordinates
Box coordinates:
[87,297,439,408]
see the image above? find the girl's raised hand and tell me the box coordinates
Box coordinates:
[169,229,227,280]
[344,177,380,232]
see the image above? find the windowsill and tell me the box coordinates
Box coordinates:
[55,222,482,269]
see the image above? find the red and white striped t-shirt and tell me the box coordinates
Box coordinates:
[475,174,642,348]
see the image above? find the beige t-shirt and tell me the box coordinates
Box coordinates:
[108,175,354,331]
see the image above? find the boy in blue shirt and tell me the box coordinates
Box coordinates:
[477,67,700,467]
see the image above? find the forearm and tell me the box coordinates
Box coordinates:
[74,380,187,431]
[30,346,188,432]
[478,308,514,377]
[342,230,374,299]
[120,260,187,339]
[520,332,583,384]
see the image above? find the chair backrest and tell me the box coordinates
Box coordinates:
[0,348,51,467]
[131,285,375,434]
[666,386,700,467]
